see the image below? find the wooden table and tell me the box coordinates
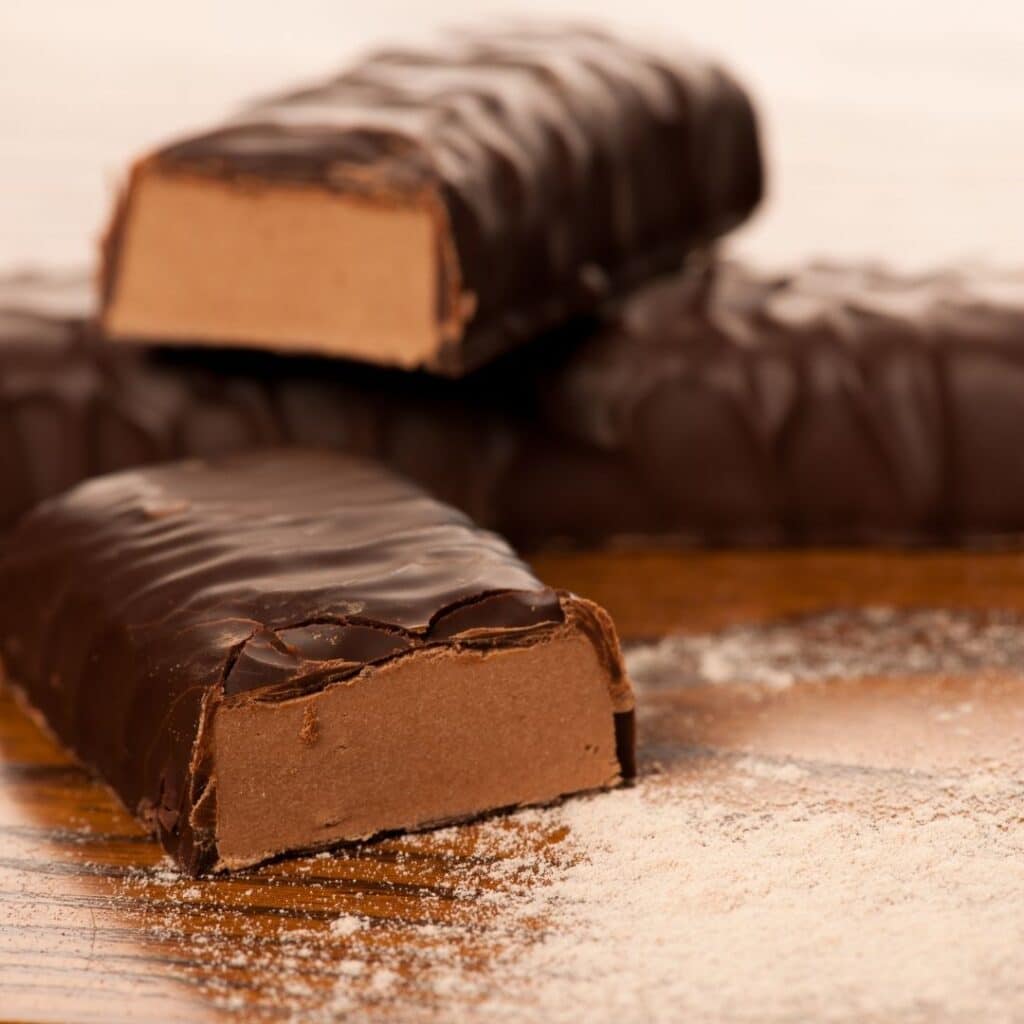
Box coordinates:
[4,6,1024,1019]
[4,549,1024,1023]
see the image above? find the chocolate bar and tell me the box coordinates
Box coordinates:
[100,24,763,374]
[6,263,1024,546]
[0,272,282,529]
[216,260,1024,545]
[503,260,1024,545]
[0,450,634,873]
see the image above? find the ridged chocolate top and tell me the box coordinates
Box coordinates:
[513,261,1024,543]
[2,275,495,531]
[7,263,1024,547]
[0,276,284,528]
[0,450,567,872]
[111,23,763,371]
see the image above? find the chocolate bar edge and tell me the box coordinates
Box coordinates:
[0,452,635,875]
[97,26,764,375]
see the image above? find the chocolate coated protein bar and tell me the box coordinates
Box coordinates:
[100,24,762,374]
[7,263,1024,545]
[0,450,634,873]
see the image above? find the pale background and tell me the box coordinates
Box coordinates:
[2,0,1022,273]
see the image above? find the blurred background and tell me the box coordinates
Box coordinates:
[2,0,1022,273]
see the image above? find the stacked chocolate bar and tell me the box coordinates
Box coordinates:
[7,262,1024,547]
[3,23,1022,873]
[0,26,764,873]
[102,27,761,373]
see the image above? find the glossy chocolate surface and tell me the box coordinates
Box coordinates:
[103,24,763,372]
[516,261,1024,544]
[0,274,282,529]
[0,450,625,871]
[6,263,1024,546]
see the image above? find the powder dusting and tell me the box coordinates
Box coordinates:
[627,607,1024,690]
[297,760,1024,1023]
[109,608,1024,1022]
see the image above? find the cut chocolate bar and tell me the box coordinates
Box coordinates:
[0,450,633,873]
[100,24,763,374]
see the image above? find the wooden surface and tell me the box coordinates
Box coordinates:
[3,10,1024,1019]
[2,14,1024,1015]
[4,548,1024,1022]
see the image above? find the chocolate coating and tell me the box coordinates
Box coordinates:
[0,273,284,528]
[103,24,763,372]
[6,263,1024,546]
[515,261,1024,544]
[237,260,1024,545]
[0,450,630,872]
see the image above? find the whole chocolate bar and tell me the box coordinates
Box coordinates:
[6,263,1024,545]
[505,261,1024,545]
[100,24,762,374]
[0,450,634,873]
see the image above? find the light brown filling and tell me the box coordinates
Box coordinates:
[211,627,623,870]
[104,170,442,368]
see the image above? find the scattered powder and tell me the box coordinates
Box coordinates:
[626,607,1024,691]
[121,859,182,885]
[934,702,975,723]
[106,608,1024,1022]
[368,968,399,996]
[309,760,1024,1024]
[734,754,808,783]
[329,915,365,938]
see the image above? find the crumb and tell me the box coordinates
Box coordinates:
[299,705,319,746]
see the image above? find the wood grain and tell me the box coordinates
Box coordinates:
[534,547,1024,637]
[3,9,1023,1019]
[3,549,1024,1022]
